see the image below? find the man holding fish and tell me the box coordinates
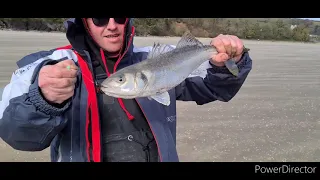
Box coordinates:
[0,18,252,162]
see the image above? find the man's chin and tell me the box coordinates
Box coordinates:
[102,46,122,55]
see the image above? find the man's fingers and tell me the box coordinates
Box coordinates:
[47,66,78,78]
[227,35,237,58]
[57,78,77,88]
[56,59,77,68]
[48,84,75,95]
[56,59,78,70]
[210,34,245,64]
[60,68,78,78]
[211,38,226,54]
[47,77,77,88]
[229,35,243,56]
[39,61,77,104]
[221,37,232,56]
[213,53,229,63]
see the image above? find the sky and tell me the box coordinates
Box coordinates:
[299,18,320,21]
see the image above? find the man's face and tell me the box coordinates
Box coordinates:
[86,18,127,54]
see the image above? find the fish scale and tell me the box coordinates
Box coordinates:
[141,45,215,93]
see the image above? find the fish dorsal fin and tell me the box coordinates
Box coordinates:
[176,31,204,48]
[147,43,175,59]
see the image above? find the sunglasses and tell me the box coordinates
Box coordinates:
[91,18,127,27]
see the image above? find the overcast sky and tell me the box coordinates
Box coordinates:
[299,18,320,21]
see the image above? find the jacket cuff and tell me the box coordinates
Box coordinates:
[209,52,249,74]
[28,86,71,116]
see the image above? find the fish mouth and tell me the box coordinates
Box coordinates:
[100,86,120,97]
[100,86,135,99]
[100,85,112,93]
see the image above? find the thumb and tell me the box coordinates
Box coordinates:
[56,59,78,70]
[212,53,229,63]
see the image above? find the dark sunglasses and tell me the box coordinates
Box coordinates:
[92,18,127,27]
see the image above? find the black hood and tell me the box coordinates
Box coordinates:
[63,18,135,64]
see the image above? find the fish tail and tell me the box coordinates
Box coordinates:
[224,59,239,77]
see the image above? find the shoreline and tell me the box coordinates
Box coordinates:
[0,29,319,45]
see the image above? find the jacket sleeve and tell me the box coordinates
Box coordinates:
[0,51,72,151]
[175,52,252,104]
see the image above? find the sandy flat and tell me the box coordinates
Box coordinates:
[0,30,319,162]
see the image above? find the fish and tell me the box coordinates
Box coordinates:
[100,31,245,106]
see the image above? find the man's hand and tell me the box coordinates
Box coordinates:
[210,34,244,67]
[38,60,78,104]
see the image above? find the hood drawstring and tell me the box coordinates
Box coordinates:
[99,49,135,121]
[81,18,135,121]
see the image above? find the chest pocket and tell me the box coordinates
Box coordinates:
[97,92,160,162]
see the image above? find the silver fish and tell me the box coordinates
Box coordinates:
[100,31,241,106]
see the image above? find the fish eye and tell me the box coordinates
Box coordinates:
[117,75,125,83]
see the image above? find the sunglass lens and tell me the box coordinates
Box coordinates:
[114,18,127,24]
[92,18,127,26]
[92,18,109,27]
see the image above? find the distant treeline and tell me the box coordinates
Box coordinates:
[1,18,319,42]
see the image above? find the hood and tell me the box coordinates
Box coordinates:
[63,18,137,124]
[63,18,135,66]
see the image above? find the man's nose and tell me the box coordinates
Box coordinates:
[107,18,117,30]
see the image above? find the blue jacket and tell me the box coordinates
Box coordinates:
[0,18,252,162]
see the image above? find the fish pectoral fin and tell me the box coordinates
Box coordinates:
[149,91,171,106]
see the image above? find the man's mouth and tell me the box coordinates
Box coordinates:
[105,34,120,38]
